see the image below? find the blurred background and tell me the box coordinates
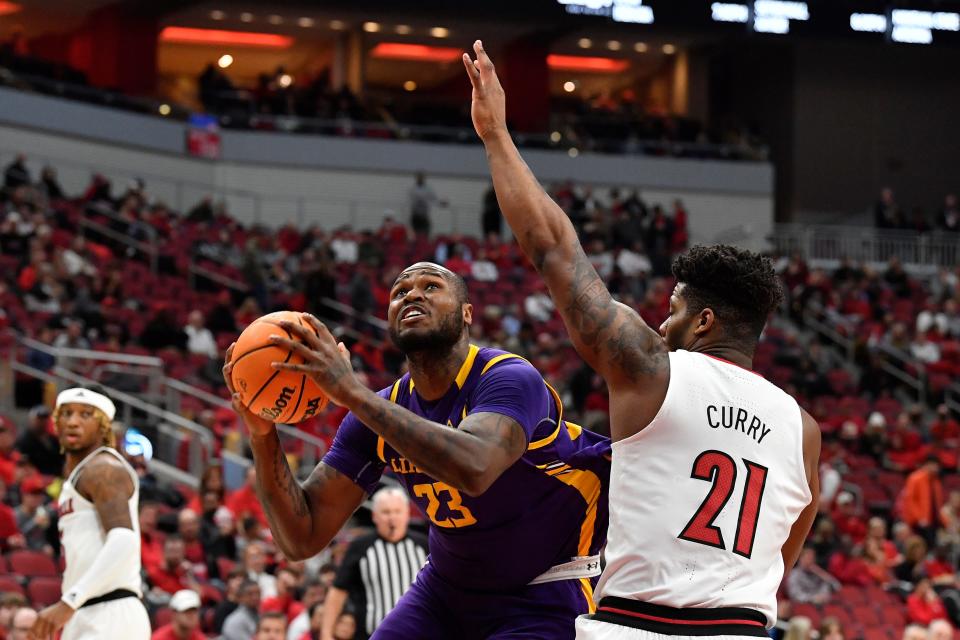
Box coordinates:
[0,1,959,638]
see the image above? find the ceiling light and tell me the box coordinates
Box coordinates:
[547,54,630,73]
[0,2,22,17]
[578,38,592,48]
[278,74,293,88]
[160,27,293,48]
[268,15,283,25]
[568,148,579,158]
[329,20,346,30]
[395,24,412,34]
[563,81,576,92]
[430,27,450,38]
[662,43,677,54]
[239,12,253,22]
[370,43,462,62]
[607,40,622,50]
[363,22,381,32]
[297,17,314,28]
[550,131,562,143]
[403,80,417,91]
[209,10,225,20]
[217,54,233,68]
[634,42,648,52]
[158,104,171,116]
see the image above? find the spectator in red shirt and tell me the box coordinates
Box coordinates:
[178,509,207,581]
[827,542,873,587]
[0,415,18,486]
[924,544,958,588]
[150,590,205,640]
[148,536,200,598]
[260,567,303,622]
[907,579,949,626]
[226,467,268,528]
[832,492,867,543]
[140,501,164,576]
[887,412,926,471]
[0,478,24,552]
[866,517,903,568]
[930,404,960,449]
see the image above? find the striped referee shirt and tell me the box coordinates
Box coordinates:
[333,530,429,635]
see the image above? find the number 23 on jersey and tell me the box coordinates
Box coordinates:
[678,450,768,559]
[413,481,478,529]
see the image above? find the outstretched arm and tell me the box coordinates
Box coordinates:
[462,41,668,390]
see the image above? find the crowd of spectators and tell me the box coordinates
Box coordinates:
[873,188,960,234]
[3,153,960,638]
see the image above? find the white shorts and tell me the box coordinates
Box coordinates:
[62,597,151,640]
[576,616,764,640]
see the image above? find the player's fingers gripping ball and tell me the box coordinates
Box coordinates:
[230,311,329,423]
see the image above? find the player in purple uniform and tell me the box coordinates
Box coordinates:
[223,262,610,639]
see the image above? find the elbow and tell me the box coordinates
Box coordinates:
[457,462,499,498]
[275,540,310,562]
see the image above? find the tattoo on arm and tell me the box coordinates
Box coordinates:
[350,393,525,491]
[544,240,667,383]
[79,457,134,531]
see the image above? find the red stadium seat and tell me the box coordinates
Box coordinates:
[0,575,24,595]
[8,550,58,577]
[27,577,62,607]
[0,556,8,574]
[791,603,821,627]
[216,557,236,580]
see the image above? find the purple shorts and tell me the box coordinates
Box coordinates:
[371,562,593,640]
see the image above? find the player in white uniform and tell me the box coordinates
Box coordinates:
[29,388,150,640]
[463,41,821,640]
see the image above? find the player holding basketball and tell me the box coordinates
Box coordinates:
[223,263,610,639]
[463,40,820,640]
[29,388,150,640]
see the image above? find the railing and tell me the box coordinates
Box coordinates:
[6,333,330,478]
[1,64,760,162]
[771,224,960,273]
[799,303,926,403]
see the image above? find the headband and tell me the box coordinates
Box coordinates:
[55,388,116,421]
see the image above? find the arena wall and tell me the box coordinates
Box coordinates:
[0,87,773,248]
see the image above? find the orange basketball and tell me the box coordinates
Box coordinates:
[230,311,329,424]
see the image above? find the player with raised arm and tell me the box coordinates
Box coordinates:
[30,388,150,640]
[463,40,820,640]
[223,262,611,639]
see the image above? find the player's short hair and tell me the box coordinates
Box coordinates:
[372,486,409,510]
[447,271,470,306]
[671,245,783,348]
[258,611,287,630]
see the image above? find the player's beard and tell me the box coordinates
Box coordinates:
[390,308,463,356]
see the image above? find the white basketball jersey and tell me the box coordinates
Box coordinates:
[58,447,143,600]
[596,350,811,626]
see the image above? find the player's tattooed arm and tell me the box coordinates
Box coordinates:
[350,393,526,496]
[76,455,135,530]
[463,40,667,386]
[249,430,366,560]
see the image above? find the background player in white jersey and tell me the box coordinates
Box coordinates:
[29,387,150,640]
[464,41,820,639]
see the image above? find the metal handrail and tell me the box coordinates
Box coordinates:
[78,217,159,272]
[17,335,163,367]
[320,297,389,332]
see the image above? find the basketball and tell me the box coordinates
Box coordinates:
[230,311,329,424]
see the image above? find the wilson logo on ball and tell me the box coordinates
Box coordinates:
[302,396,323,419]
[259,386,296,420]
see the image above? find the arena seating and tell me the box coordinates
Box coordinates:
[2,157,960,638]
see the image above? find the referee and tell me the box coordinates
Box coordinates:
[322,487,428,640]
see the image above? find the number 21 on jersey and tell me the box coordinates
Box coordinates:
[678,450,768,559]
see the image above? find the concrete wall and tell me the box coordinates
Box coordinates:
[0,87,774,247]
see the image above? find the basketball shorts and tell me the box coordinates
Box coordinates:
[371,562,595,640]
[575,597,770,640]
[62,596,151,640]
